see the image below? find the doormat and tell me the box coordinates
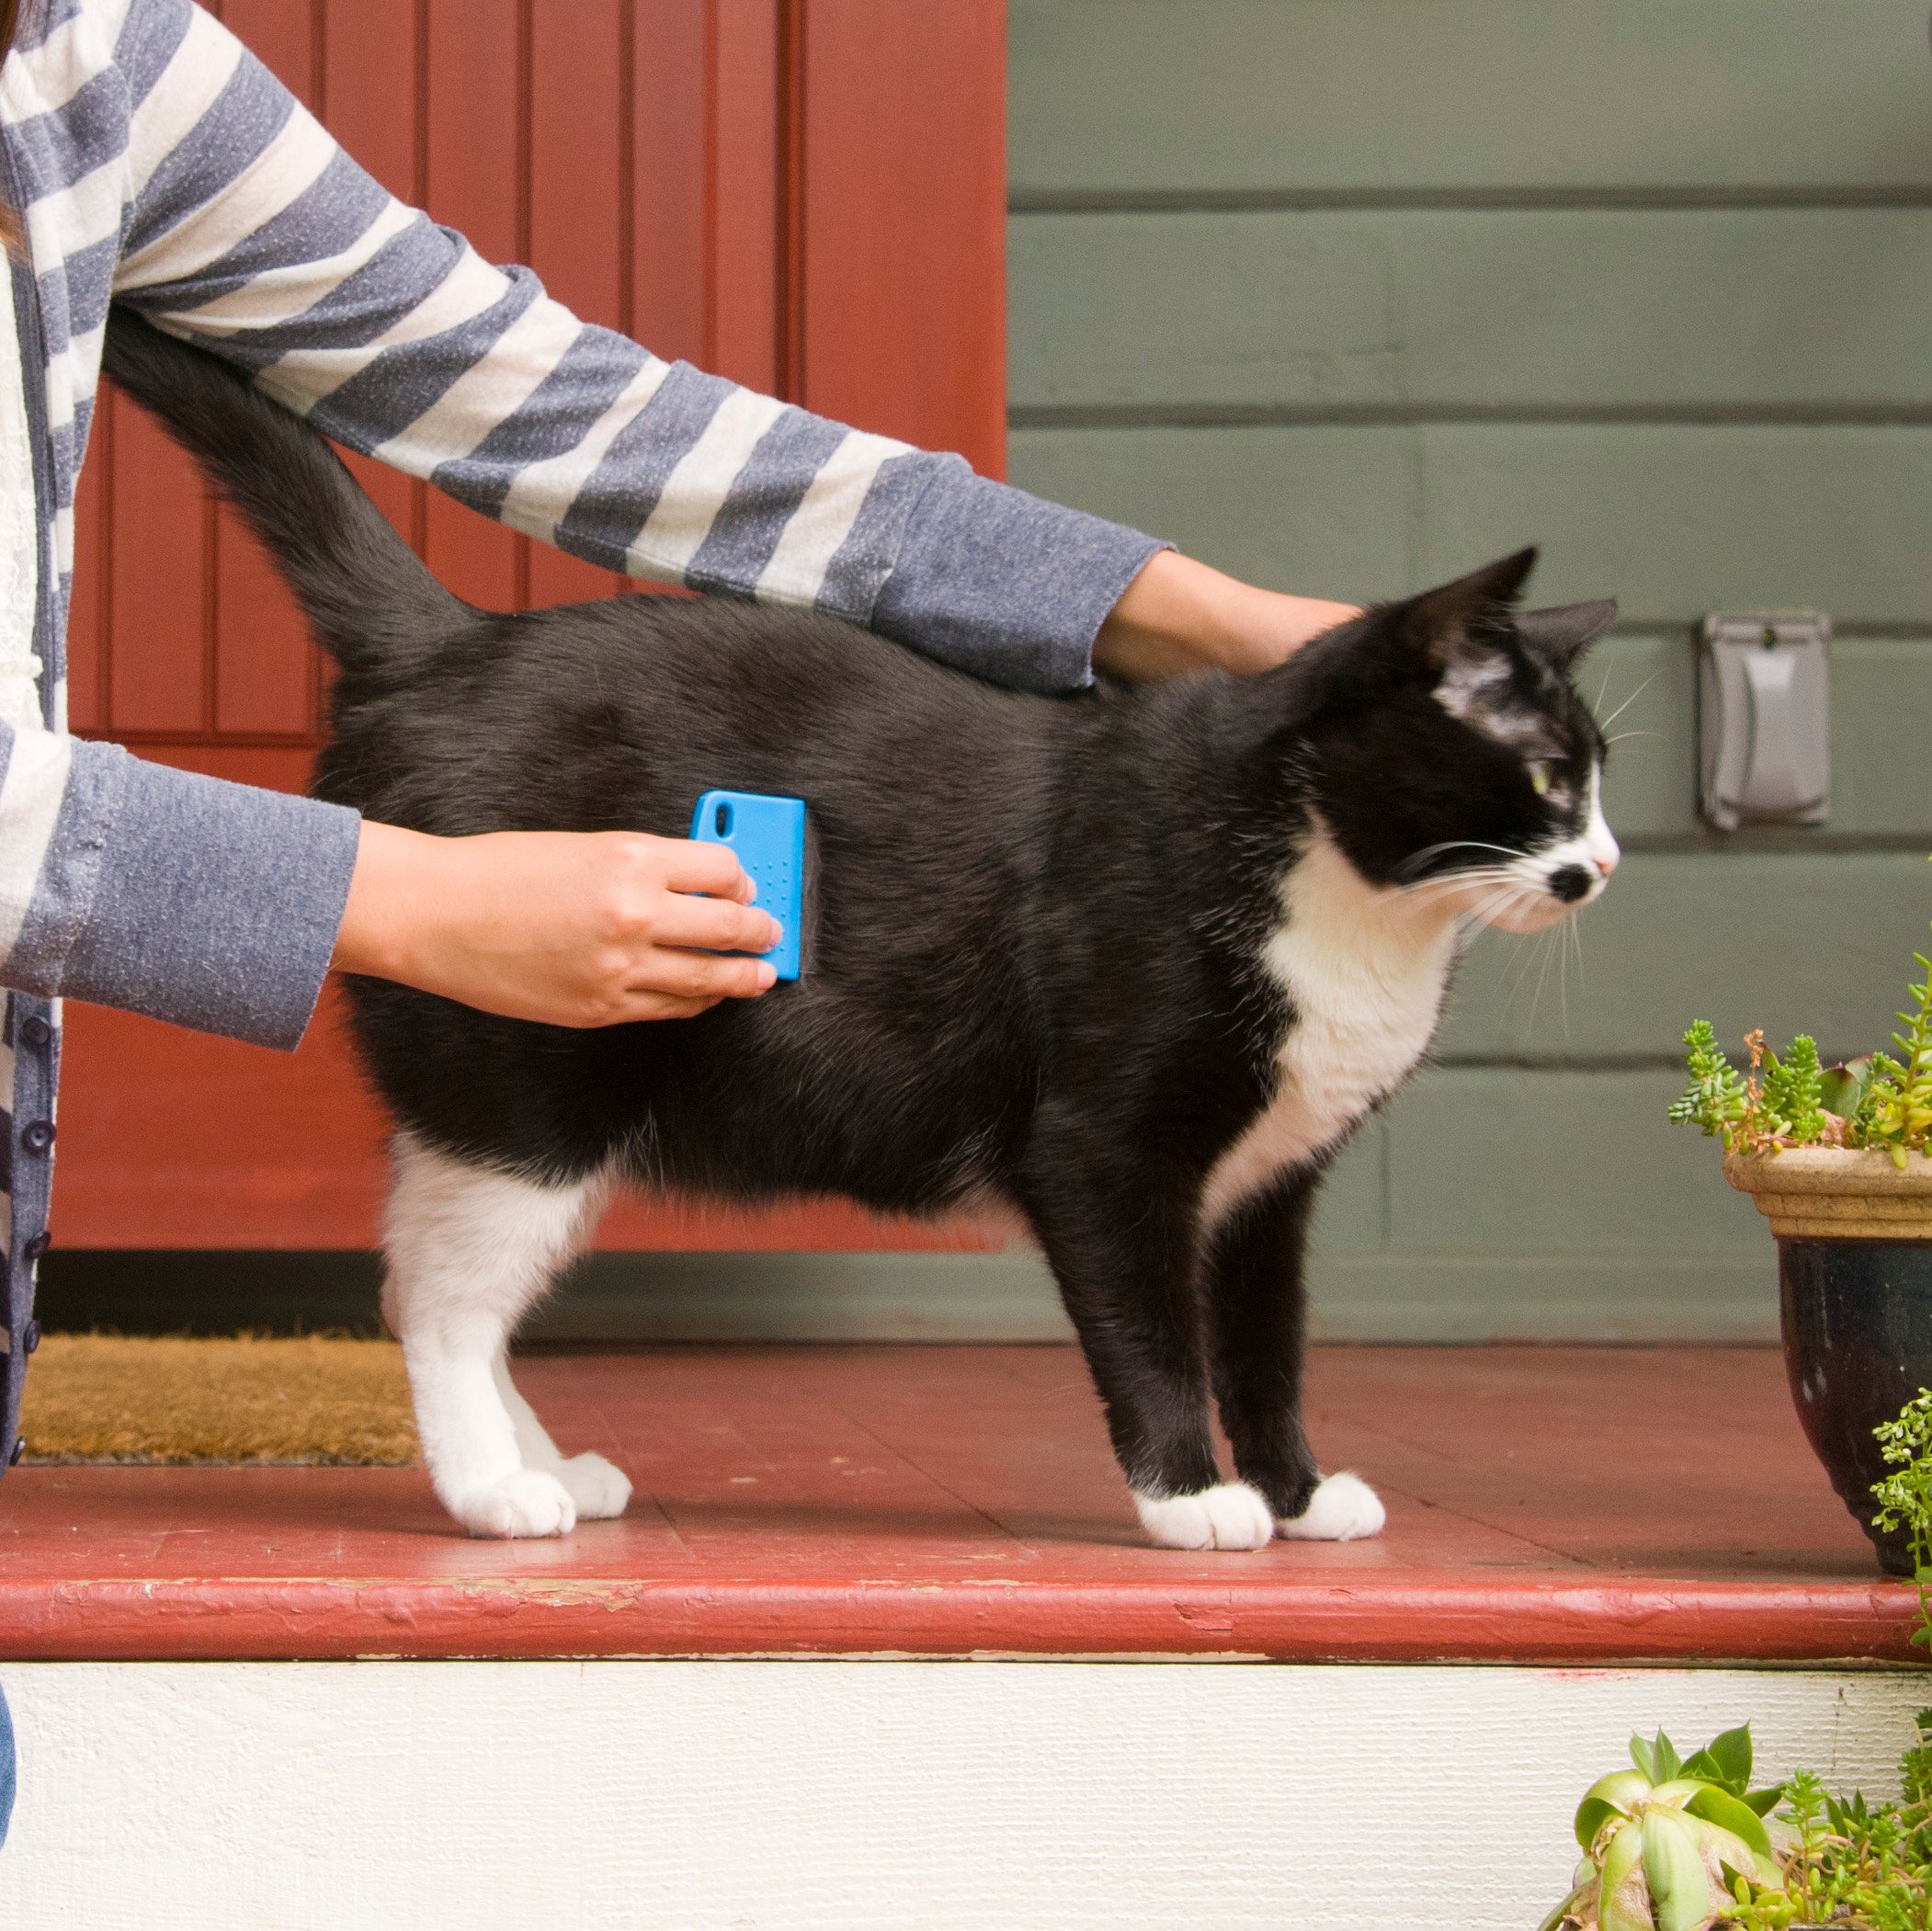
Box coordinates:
[17,1333,420,1465]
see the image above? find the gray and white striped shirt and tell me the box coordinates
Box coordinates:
[0,0,1161,1468]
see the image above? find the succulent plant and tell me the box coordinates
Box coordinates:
[1540,1727,1786,1931]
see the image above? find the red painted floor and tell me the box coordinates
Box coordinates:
[0,1346,1915,1663]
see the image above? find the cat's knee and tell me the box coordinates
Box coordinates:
[381,1132,604,1337]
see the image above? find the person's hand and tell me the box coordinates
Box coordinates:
[333,822,782,1025]
[1094,550,1360,681]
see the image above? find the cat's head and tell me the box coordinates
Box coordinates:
[1298,549,1619,933]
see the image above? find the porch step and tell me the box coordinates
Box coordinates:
[0,1345,1913,1663]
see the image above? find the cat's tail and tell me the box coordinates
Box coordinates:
[99,306,468,678]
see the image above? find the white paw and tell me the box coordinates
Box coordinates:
[1277,1471,1385,1542]
[556,1451,631,1521]
[1133,1481,1275,1551]
[455,1469,578,1539]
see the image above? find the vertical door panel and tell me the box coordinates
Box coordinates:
[210,1,321,740]
[709,0,779,392]
[797,0,1006,476]
[526,0,629,606]
[630,0,711,370]
[323,0,432,570]
[106,397,207,736]
[419,0,525,611]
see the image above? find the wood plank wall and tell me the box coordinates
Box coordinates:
[1008,0,1932,1339]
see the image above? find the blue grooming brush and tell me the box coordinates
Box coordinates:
[688,789,805,981]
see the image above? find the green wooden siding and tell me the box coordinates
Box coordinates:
[1009,0,1932,1339]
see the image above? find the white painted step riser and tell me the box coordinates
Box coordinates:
[0,1661,1919,1931]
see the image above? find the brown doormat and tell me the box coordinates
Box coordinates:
[18,1333,420,1466]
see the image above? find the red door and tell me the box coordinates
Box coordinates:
[58,0,1007,1249]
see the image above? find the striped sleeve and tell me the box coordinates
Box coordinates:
[108,0,1161,694]
[0,722,359,1049]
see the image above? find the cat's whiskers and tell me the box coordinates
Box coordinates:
[1597,671,1658,733]
[1526,919,1562,1036]
[1458,877,1539,937]
[1495,912,1550,1017]
[1395,839,1529,882]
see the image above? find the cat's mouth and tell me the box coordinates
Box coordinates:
[1404,822,1620,933]
[1466,822,1620,932]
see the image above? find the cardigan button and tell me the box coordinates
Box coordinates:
[24,1319,40,1354]
[19,1016,50,1050]
[24,1231,49,1261]
[20,1119,53,1153]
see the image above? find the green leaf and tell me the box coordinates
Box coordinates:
[1823,1053,1880,1129]
[1743,1785,1783,1817]
[1642,1809,1714,1931]
[1575,1772,1652,1852]
[1630,1733,1662,1784]
[1682,1723,1754,1796]
[1598,1820,1653,1931]
[1684,1785,1777,1869]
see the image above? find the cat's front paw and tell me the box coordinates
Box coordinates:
[455,1469,578,1539]
[1276,1471,1385,1542]
[1133,1481,1275,1550]
[556,1450,631,1521]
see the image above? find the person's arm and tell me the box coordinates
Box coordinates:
[0,721,778,1046]
[0,721,362,1048]
[333,824,778,1027]
[1095,552,1361,680]
[106,0,1347,697]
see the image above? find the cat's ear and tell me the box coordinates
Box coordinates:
[1516,598,1618,672]
[1403,548,1538,671]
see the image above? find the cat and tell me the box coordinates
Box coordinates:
[101,308,1619,1550]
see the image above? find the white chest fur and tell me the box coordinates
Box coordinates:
[1200,830,1460,1227]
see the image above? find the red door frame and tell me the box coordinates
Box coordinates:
[58,0,1007,1249]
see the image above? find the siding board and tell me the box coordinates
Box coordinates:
[1437,854,1932,1064]
[1009,423,1932,624]
[1010,210,1932,415]
[1010,1,1932,199]
[1302,1071,1775,1339]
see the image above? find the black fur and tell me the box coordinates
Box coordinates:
[101,309,1609,1521]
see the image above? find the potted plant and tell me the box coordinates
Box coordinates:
[1670,913,1932,1574]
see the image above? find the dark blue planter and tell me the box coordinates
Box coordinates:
[1779,1238,1932,1576]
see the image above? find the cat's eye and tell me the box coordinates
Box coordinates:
[1527,760,1553,798]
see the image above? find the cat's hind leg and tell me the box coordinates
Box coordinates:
[382,1131,611,1538]
[1203,1171,1385,1543]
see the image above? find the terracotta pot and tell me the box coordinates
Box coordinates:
[1726,1148,1932,1575]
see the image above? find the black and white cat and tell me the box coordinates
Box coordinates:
[103,310,1619,1550]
